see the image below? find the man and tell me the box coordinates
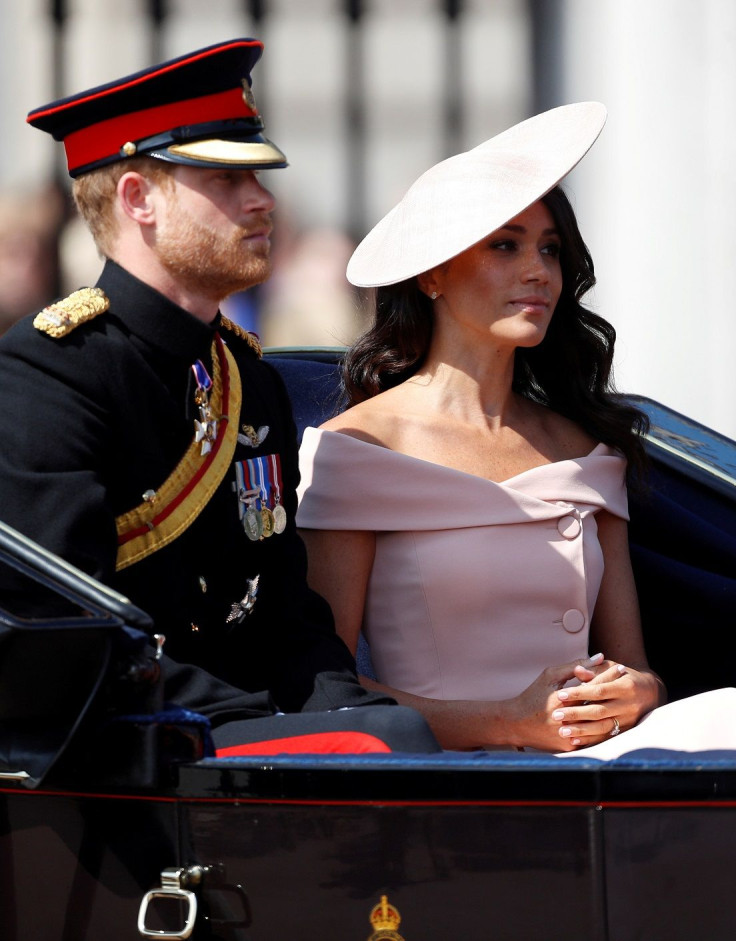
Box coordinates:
[0,39,438,756]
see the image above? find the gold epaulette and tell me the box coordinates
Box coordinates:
[220,314,262,357]
[33,287,109,338]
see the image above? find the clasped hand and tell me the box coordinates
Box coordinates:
[510,652,660,752]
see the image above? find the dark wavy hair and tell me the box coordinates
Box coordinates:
[342,186,649,483]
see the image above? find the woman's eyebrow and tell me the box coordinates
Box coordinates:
[498,224,560,236]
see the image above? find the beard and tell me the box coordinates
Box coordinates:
[154,202,273,301]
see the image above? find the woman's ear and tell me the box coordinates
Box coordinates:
[417,269,441,299]
[117,171,156,227]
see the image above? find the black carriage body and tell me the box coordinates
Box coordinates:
[4,755,736,940]
[1,349,735,940]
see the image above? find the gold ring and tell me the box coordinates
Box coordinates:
[610,717,621,737]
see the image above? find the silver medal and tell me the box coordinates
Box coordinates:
[272,504,287,534]
[244,505,264,541]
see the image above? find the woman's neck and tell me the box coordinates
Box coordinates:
[409,336,519,428]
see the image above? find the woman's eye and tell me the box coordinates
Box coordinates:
[490,240,516,251]
[542,242,561,258]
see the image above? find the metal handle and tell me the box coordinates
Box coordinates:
[137,867,201,939]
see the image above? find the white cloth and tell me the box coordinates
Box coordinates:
[557,688,736,759]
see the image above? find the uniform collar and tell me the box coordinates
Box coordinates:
[96,259,220,359]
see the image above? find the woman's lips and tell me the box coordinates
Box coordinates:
[510,296,550,313]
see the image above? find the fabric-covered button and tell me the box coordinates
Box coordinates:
[562,609,586,633]
[557,515,581,539]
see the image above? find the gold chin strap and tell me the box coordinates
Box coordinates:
[115,334,241,571]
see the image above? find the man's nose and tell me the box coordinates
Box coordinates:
[244,173,276,213]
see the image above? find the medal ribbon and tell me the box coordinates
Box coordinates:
[235,454,282,511]
[191,359,212,393]
[270,453,283,509]
[255,457,272,509]
[115,333,241,570]
[235,462,254,520]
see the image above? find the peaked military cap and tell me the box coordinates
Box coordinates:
[27,38,287,178]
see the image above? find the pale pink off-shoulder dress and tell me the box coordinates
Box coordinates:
[297,427,736,758]
[297,427,628,701]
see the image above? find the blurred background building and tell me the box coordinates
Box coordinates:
[0,0,734,439]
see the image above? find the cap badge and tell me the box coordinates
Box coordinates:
[33,287,110,338]
[241,79,257,113]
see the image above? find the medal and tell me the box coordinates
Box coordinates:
[234,453,287,539]
[269,453,288,533]
[191,359,218,455]
[252,459,276,539]
[272,504,287,534]
[261,506,275,537]
[194,417,217,454]
[243,505,263,541]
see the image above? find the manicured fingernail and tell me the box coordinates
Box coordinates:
[557,690,569,701]
[559,727,572,737]
[572,739,581,746]
[587,652,604,664]
[617,664,626,674]
[552,710,565,720]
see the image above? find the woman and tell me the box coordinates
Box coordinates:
[296,103,727,755]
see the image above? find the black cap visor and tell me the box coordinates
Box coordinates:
[150,133,287,170]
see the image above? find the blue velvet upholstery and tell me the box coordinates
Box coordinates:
[202,747,736,772]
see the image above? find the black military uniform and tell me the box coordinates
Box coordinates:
[0,259,389,720]
[0,39,439,755]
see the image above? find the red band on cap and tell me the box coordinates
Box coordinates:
[63,86,255,173]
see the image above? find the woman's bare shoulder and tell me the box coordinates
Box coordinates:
[319,389,404,446]
[538,405,599,459]
[519,397,598,460]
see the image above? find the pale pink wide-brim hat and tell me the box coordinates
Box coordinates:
[346,101,607,288]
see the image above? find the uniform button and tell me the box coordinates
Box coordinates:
[557,515,581,539]
[562,609,586,633]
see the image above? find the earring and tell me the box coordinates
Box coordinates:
[430,291,438,300]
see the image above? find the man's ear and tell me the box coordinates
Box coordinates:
[117,171,157,226]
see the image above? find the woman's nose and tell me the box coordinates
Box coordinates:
[520,250,549,282]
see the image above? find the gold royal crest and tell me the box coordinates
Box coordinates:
[367,895,405,941]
